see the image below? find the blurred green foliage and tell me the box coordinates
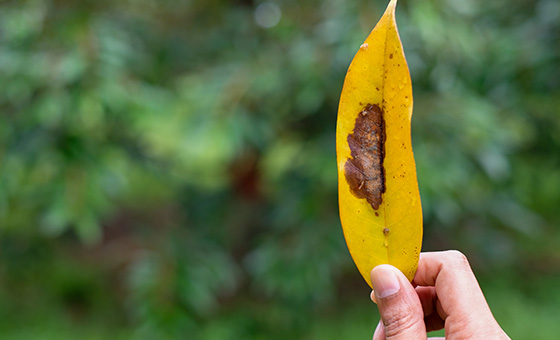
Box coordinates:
[0,0,559,338]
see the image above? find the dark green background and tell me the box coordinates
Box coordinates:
[1,0,559,338]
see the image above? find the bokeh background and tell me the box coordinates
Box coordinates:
[1,0,559,338]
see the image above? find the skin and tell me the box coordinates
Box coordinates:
[370,250,511,340]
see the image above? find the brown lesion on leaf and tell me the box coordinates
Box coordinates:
[344,103,386,210]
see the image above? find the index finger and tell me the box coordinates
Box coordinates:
[413,251,495,325]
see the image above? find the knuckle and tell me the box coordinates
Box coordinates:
[446,250,470,268]
[383,309,421,338]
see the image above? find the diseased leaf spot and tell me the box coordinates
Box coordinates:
[383,227,390,235]
[344,104,386,210]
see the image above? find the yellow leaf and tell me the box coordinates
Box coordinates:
[336,0,422,286]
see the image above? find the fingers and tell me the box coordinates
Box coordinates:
[413,251,509,339]
[370,264,426,340]
[415,286,445,332]
[370,251,509,339]
[372,321,383,340]
[413,251,493,322]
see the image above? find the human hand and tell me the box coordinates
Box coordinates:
[370,250,510,339]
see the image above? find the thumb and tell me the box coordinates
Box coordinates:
[371,265,426,340]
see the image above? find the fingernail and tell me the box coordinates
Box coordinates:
[371,265,400,299]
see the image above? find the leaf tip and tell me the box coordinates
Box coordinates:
[386,0,398,16]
